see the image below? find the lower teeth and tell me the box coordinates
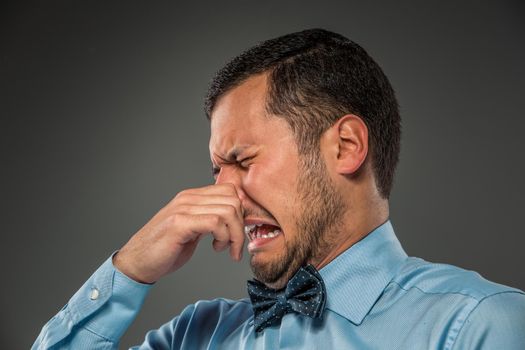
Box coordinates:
[244,225,282,241]
[258,230,281,239]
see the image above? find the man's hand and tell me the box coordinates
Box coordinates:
[113,183,245,284]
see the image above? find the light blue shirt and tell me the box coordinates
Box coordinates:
[33,221,525,349]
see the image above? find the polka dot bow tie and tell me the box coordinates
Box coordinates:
[247,265,327,333]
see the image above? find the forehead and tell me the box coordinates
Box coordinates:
[210,74,268,136]
[209,74,294,157]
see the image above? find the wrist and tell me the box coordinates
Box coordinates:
[112,251,155,284]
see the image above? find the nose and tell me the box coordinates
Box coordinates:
[215,166,248,203]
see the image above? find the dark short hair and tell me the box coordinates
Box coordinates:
[205,28,401,199]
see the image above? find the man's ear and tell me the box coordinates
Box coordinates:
[332,114,369,175]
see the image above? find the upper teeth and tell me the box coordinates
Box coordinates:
[243,224,265,235]
[244,224,256,235]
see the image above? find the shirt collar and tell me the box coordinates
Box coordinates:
[319,220,407,325]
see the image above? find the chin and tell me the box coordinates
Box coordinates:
[249,249,303,289]
[250,258,282,285]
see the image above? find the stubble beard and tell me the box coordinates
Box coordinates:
[250,151,346,289]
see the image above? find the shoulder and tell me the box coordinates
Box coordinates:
[390,257,525,349]
[452,291,525,348]
[392,257,523,300]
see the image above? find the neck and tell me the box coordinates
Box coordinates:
[313,198,389,270]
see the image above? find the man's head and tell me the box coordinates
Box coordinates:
[206,29,400,288]
[206,28,400,199]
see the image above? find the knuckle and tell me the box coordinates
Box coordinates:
[221,182,236,193]
[174,191,188,201]
[222,198,240,213]
[229,195,241,207]
[210,215,222,226]
[174,189,186,199]
[225,204,237,216]
[176,204,190,214]
[167,213,184,226]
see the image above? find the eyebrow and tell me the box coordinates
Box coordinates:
[213,145,250,163]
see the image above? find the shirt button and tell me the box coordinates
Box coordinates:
[90,288,100,300]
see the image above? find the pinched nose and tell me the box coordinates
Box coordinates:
[215,167,249,203]
[215,167,277,224]
[214,166,239,186]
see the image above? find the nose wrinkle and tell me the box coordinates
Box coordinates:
[215,165,243,189]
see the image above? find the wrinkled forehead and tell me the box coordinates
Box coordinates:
[208,74,271,155]
[208,72,298,165]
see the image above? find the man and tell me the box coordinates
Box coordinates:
[33,28,525,349]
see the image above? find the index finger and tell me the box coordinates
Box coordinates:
[186,183,240,198]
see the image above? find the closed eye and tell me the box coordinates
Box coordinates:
[211,155,254,179]
[239,156,254,168]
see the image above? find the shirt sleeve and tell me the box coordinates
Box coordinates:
[128,298,253,349]
[32,254,152,350]
[451,291,525,349]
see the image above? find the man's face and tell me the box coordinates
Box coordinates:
[209,74,345,288]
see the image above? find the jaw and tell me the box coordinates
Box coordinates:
[248,233,286,269]
[248,232,307,290]
[250,255,293,290]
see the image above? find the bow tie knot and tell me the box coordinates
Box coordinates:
[276,294,288,308]
[247,265,327,333]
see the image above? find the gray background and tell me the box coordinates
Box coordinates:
[2,1,524,348]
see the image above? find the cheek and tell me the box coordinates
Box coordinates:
[243,162,300,222]
[242,164,274,194]
[243,160,297,196]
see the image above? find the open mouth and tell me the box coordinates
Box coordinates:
[245,223,283,252]
[244,223,282,241]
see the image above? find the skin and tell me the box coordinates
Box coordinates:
[114,73,389,288]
